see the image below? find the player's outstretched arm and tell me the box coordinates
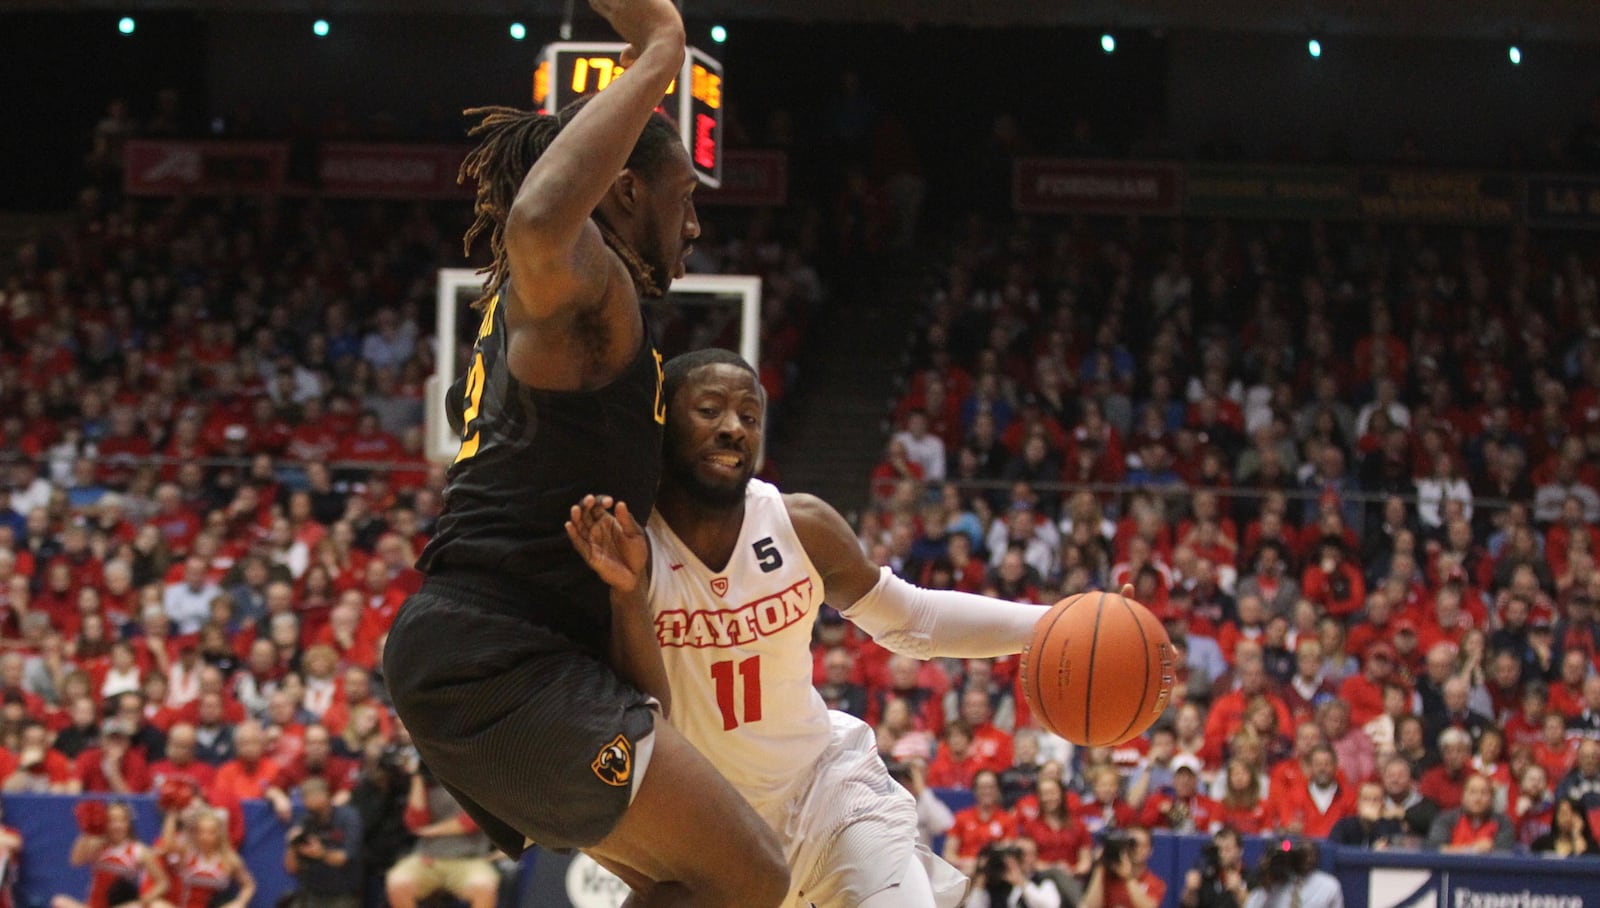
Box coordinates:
[786,493,1048,658]
[567,494,672,716]
[504,0,685,321]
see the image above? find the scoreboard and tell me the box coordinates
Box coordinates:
[533,42,725,188]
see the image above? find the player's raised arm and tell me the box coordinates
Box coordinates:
[785,492,1050,658]
[503,0,685,320]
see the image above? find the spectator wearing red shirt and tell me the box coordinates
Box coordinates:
[1082,825,1165,908]
[0,721,75,793]
[264,724,359,822]
[1139,756,1221,834]
[1425,773,1516,853]
[1533,713,1581,782]
[208,720,280,803]
[1205,659,1293,748]
[1301,537,1366,620]
[1019,776,1092,875]
[1420,728,1475,810]
[319,667,394,740]
[1073,766,1138,836]
[74,720,153,795]
[926,721,985,790]
[955,688,1013,775]
[1276,745,1357,838]
[1549,651,1590,719]
[943,770,1018,876]
[148,723,216,793]
[313,601,378,669]
[336,411,404,467]
[1215,758,1273,835]
[866,654,946,735]
[1338,641,1400,728]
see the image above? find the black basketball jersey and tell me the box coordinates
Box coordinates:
[417,292,665,648]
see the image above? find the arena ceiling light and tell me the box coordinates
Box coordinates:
[1099,32,1116,53]
[1508,44,1522,65]
[710,24,727,44]
[509,21,527,40]
[117,15,136,35]
[1307,37,1322,58]
[312,17,331,37]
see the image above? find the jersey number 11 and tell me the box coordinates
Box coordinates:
[710,656,762,731]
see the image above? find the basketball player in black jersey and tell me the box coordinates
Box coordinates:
[381,2,788,905]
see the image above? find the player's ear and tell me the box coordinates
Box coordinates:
[612,170,643,214]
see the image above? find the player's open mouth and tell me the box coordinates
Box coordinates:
[703,452,743,475]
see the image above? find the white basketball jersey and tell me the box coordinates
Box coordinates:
[646,479,832,806]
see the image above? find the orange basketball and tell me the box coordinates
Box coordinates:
[1019,591,1175,747]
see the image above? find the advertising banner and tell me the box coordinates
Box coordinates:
[124,140,288,196]
[1185,164,1358,219]
[317,143,471,198]
[1013,158,1182,215]
[1526,174,1600,229]
[698,149,788,206]
[1356,169,1517,224]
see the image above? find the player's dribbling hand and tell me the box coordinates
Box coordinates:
[566,494,649,594]
[588,0,684,65]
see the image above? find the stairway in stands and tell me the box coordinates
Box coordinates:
[770,250,927,519]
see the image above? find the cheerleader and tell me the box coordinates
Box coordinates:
[51,801,165,908]
[153,811,254,908]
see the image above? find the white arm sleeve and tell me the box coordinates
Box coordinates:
[838,567,1048,659]
[1020,880,1064,908]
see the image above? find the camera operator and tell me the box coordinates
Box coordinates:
[284,777,366,908]
[1243,839,1341,908]
[1082,827,1164,908]
[1182,826,1253,908]
[348,739,417,908]
[965,839,1063,908]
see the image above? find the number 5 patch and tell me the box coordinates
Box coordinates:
[752,537,783,573]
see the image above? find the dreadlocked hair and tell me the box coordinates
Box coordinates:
[457,97,686,310]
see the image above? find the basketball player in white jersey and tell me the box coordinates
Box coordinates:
[567,349,1071,908]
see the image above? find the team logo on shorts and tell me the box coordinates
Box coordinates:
[591,735,632,787]
[710,577,730,597]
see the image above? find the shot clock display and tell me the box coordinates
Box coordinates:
[533,42,724,188]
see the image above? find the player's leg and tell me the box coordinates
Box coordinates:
[856,851,937,908]
[585,719,789,908]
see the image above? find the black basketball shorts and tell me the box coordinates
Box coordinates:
[384,576,657,854]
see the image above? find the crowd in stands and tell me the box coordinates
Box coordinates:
[839,210,1600,901]
[6,80,1600,908]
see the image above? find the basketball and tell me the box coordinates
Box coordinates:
[1019,592,1175,747]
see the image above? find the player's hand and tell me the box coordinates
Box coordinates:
[588,0,684,61]
[566,494,649,594]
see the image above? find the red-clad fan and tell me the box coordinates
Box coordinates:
[1301,537,1366,620]
[1,721,74,793]
[318,667,393,739]
[941,770,1018,877]
[1018,776,1092,876]
[1215,758,1273,835]
[1205,660,1293,748]
[925,721,986,790]
[1549,650,1590,719]
[1532,714,1581,782]
[1071,765,1139,836]
[148,724,216,795]
[74,720,152,794]
[1276,745,1357,838]
[954,689,1013,775]
[1338,641,1400,728]
[264,724,359,823]
[1419,728,1476,810]
[54,800,166,908]
[207,721,279,804]
[1139,755,1222,834]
